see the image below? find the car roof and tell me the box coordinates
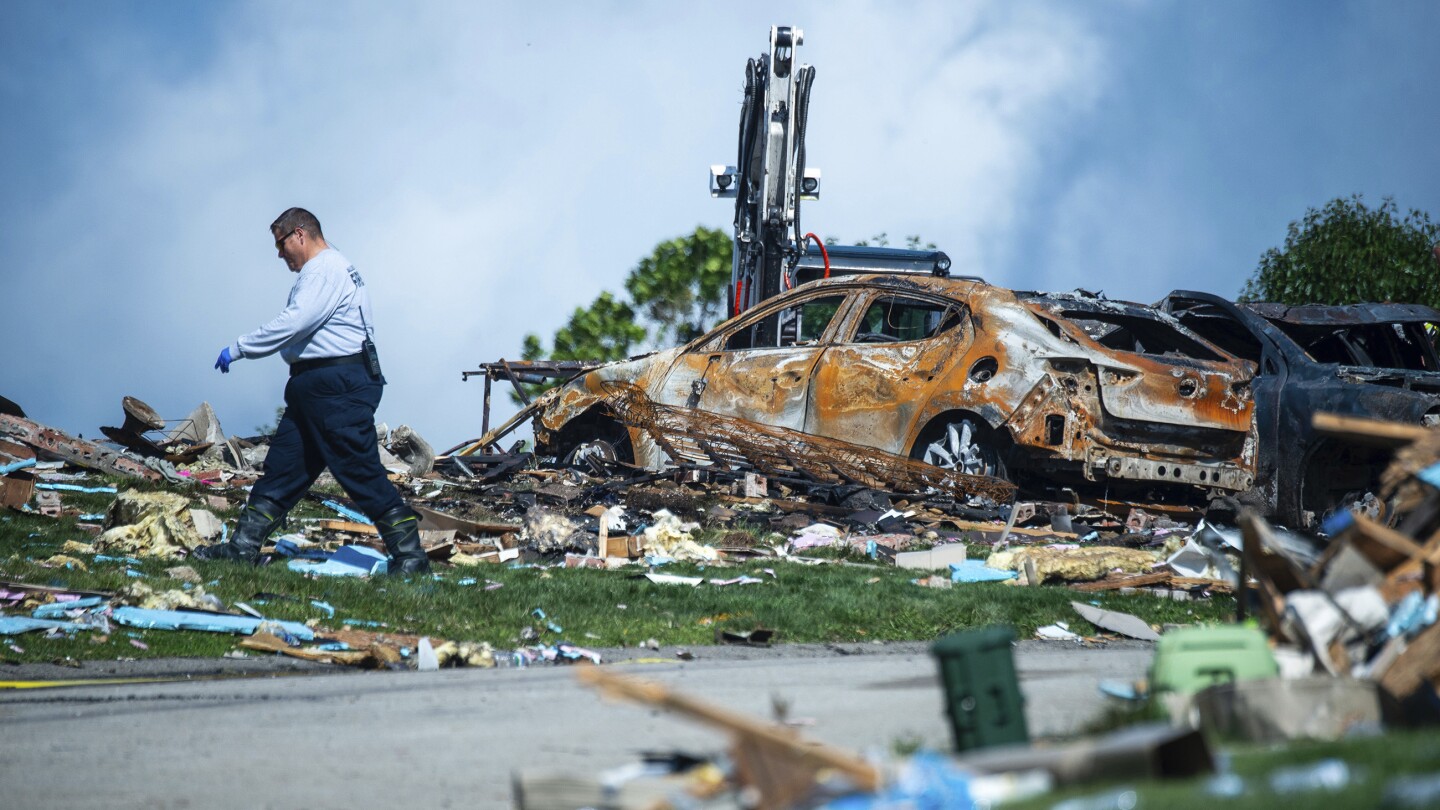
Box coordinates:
[1241,301,1440,326]
[798,274,1175,320]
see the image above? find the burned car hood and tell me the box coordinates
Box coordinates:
[536,347,684,428]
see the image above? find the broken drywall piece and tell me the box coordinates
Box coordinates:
[416,637,440,671]
[789,523,842,550]
[163,401,226,446]
[189,509,223,540]
[1283,588,1389,668]
[1071,601,1161,641]
[644,573,703,587]
[894,542,967,571]
[1165,538,1214,579]
[1036,622,1081,641]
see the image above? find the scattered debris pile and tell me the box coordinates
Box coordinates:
[512,667,1215,809]
[1,390,1254,670]
[1228,413,1440,729]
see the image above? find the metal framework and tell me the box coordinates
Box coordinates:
[599,382,1016,503]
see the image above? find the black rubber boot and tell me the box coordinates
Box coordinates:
[376,505,430,576]
[192,496,286,564]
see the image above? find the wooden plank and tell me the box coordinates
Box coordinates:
[1378,560,1425,604]
[1169,577,1235,594]
[1070,572,1172,592]
[1349,513,1426,571]
[0,473,35,510]
[412,503,521,536]
[575,668,880,796]
[1378,621,1440,701]
[1311,412,1430,445]
[0,579,115,599]
[939,517,1077,540]
[717,493,850,517]
[317,519,379,536]
[1239,513,1290,638]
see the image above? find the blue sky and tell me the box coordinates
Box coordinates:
[3,1,1438,449]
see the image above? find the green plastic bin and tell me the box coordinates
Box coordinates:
[1151,625,1278,696]
[931,626,1029,752]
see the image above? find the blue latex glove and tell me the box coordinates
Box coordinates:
[214,347,235,373]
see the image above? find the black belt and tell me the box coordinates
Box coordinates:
[290,352,366,377]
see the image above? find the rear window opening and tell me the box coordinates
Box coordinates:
[1167,303,1266,363]
[1057,310,1225,362]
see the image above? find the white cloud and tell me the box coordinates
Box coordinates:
[1037,165,1223,303]
[3,1,1115,447]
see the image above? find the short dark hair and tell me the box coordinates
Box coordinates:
[271,208,323,239]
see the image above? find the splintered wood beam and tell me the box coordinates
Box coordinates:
[1378,621,1440,701]
[1238,512,1290,637]
[0,414,161,481]
[1349,512,1427,571]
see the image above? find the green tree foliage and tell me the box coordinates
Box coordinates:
[1242,195,1440,307]
[853,232,937,250]
[513,227,732,403]
[514,291,646,403]
[623,226,733,345]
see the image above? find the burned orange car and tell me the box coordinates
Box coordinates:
[533,274,1258,505]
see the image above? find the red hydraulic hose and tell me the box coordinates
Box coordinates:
[804,232,831,278]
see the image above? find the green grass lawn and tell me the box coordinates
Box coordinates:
[1,477,1234,666]
[1005,727,1440,810]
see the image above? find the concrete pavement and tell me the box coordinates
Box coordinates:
[0,641,1151,809]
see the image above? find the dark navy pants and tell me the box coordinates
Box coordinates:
[250,362,403,520]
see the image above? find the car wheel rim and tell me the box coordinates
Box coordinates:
[923,419,1002,478]
[565,439,616,468]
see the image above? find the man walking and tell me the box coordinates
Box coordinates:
[194,208,429,575]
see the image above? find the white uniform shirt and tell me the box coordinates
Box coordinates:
[232,248,375,365]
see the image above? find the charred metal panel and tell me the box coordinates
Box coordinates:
[1090,361,1252,432]
[806,290,968,454]
[694,347,826,430]
[1002,369,1095,465]
[1099,454,1252,491]
[1164,289,1440,524]
[1242,301,1440,326]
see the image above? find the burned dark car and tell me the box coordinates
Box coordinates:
[533,275,1258,507]
[1161,291,1440,526]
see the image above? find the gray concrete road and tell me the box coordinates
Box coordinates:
[0,641,1150,809]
